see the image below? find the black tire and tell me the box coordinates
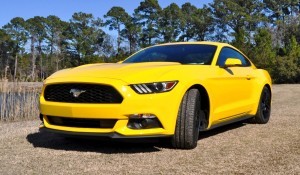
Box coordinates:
[252,86,271,124]
[171,89,203,149]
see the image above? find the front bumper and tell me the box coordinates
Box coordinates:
[40,77,183,137]
[39,127,171,139]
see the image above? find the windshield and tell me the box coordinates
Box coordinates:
[123,44,217,65]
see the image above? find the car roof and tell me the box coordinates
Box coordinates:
[156,41,232,47]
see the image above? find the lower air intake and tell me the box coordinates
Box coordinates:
[47,116,117,129]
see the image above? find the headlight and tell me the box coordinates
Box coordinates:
[130,81,178,94]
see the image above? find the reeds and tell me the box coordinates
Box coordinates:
[0,81,42,122]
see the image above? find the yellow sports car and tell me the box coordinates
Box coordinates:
[39,42,272,149]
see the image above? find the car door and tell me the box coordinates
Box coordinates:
[210,47,255,123]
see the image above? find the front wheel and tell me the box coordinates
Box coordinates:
[171,89,203,149]
[252,86,271,124]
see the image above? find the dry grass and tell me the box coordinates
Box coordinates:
[0,84,299,174]
[0,81,42,121]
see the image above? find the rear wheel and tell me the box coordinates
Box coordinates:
[252,86,271,124]
[171,89,204,149]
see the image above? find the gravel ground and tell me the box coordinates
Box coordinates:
[0,84,299,175]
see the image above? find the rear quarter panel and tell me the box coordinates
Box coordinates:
[248,69,272,115]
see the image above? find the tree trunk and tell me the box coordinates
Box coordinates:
[30,36,36,81]
[129,34,132,54]
[117,24,121,54]
[14,55,18,81]
[148,37,151,46]
[39,41,43,80]
[56,58,59,71]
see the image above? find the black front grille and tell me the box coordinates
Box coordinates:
[44,83,123,103]
[47,116,117,128]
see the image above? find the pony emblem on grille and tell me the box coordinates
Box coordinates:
[70,89,86,97]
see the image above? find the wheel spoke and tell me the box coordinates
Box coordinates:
[254,87,271,124]
[262,91,271,118]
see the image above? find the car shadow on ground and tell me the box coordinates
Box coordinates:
[26,131,163,154]
[199,121,247,140]
[26,121,247,154]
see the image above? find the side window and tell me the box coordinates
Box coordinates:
[141,52,168,62]
[217,47,251,67]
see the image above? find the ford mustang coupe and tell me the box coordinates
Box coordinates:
[39,42,272,149]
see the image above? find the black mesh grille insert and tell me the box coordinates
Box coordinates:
[47,116,117,128]
[44,83,123,103]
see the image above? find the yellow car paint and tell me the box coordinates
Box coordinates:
[39,41,272,139]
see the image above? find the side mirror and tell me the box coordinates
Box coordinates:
[117,60,123,63]
[223,58,242,68]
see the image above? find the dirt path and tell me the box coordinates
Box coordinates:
[0,85,299,175]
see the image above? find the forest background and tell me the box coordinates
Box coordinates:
[0,0,299,83]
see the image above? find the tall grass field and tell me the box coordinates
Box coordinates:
[0,81,42,122]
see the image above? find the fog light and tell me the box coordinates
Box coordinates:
[129,113,156,119]
[127,114,163,129]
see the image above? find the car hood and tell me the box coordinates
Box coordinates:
[47,62,182,83]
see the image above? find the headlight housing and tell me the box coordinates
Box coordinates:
[130,81,178,94]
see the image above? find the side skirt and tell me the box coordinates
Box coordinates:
[206,114,253,131]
